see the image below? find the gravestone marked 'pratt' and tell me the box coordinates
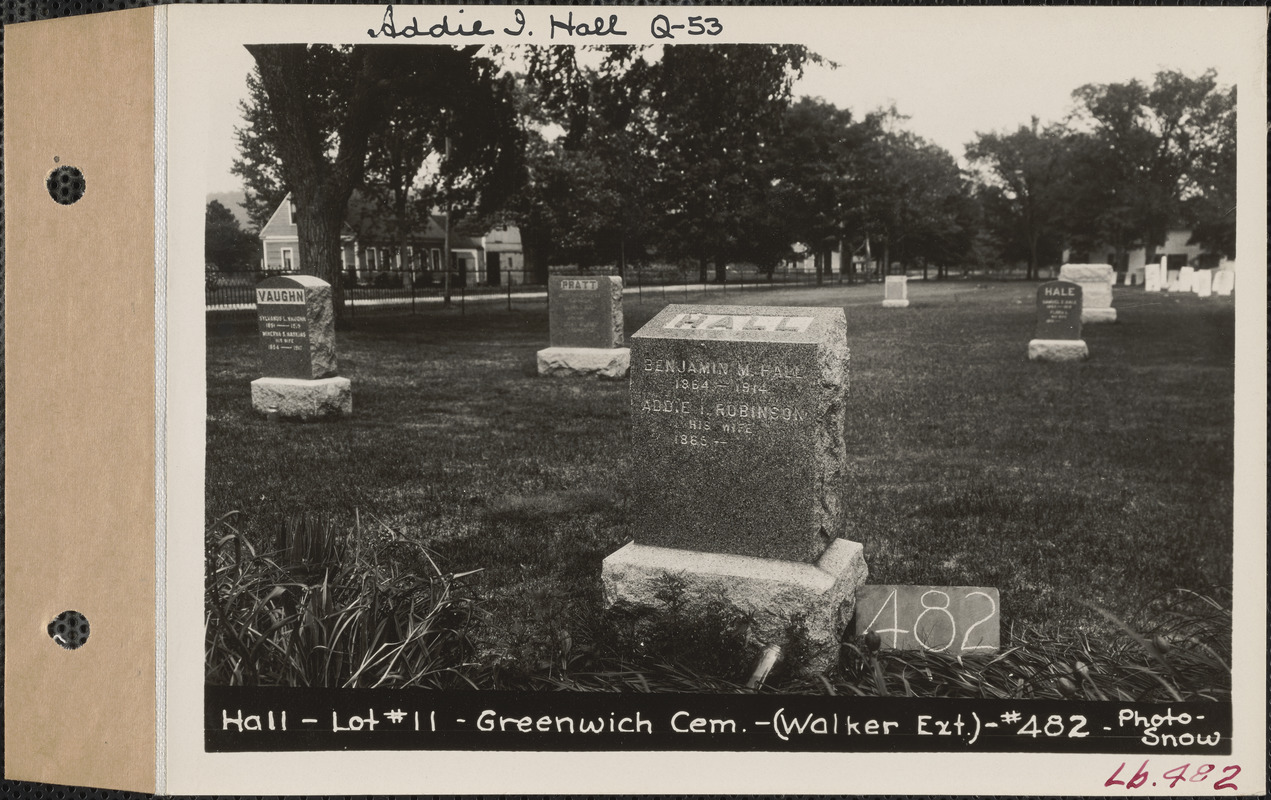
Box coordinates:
[603,305,866,673]
[1193,269,1213,298]
[1166,269,1180,290]
[1028,280,1087,362]
[882,275,909,308]
[1144,263,1162,292]
[537,275,630,378]
[1057,263,1116,323]
[1212,270,1235,296]
[251,275,352,420]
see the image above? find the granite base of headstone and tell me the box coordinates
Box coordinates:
[251,275,352,420]
[601,305,866,674]
[251,376,353,420]
[536,275,630,379]
[882,275,909,308]
[1028,280,1088,362]
[1058,264,1116,323]
[1212,270,1235,296]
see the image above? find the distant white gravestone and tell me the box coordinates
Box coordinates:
[1212,270,1235,296]
[1057,264,1116,323]
[1144,263,1162,292]
[1172,266,1195,293]
[882,275,909,308]
[1193,269,1213,298]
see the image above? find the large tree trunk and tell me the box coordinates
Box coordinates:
[247,44,385,325]
[292,188,350,320]
[715,256,727,283]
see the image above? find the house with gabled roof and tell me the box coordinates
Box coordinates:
[258,192,526,287]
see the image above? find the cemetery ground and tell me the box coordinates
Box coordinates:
[206,279,1233,698]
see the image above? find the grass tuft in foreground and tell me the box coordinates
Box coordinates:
[206,512,481,688]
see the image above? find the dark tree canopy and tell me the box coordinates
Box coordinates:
[205,199,259,272]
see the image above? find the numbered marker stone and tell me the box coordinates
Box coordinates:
[1057,264,1115,323]
[537,275,630,378]
[603,304,866,674]
[251,275,351,420]
[1028,280,1087,362]
[855,585,1000,655]
[882,275,909,308]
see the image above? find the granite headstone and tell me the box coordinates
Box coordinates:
[255,275,337,379]
[1034,281,1082,340]
[1028,281,1087,362]
[251,275,350,419]
[548,275,623,349]
[628,305,848,563]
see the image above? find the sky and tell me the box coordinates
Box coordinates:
[201,6,1253,196]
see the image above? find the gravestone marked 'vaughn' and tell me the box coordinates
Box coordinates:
[603,305,866,673]
[1027,280,1087,362]
[1193,269,1213,298]
[1212,269,1235,296]
[1057,263,1116,323]
[1166,268,1181,290]
[536,275,630,378]
[882,275,909,308]
[251,275,352,420]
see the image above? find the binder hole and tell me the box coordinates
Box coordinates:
[46,165,86,205]
[48,610,90,649]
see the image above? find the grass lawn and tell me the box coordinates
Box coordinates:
[206,279,1233,691]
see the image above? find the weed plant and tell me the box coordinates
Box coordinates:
[206,511,480,688]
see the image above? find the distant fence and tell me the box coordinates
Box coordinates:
[205,266,877,315]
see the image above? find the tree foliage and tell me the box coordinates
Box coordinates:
[205,200,259,272]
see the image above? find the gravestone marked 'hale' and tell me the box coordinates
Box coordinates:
[603,305,867,673]
[251,275,352,420]
[1057,264,1115,323]
[1027,280,1087,362]
[882,275,909,308]
[536,275,630,378]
